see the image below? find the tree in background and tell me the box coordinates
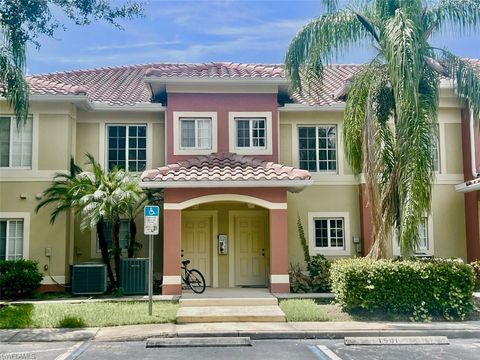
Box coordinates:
[1,0,143,124]
[286,0,480,258]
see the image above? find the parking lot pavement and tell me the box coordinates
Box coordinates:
[2,339,480,360]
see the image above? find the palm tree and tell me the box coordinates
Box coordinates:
[285,0,480,258]
[75,154,144,286]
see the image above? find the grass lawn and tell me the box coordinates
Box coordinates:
[0,301,179,329]
[279,299,352,322]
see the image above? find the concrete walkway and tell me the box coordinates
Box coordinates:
[2,321,480,342]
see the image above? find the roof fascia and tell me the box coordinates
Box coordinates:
[279,103,345,112]
[144,76,289,86]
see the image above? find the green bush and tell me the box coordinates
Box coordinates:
[331,258,476,321]
[307,255,332,292]
[58,316,86,328]
[0,260,43,300]
[470,261,480,290]
[289,263,311,293]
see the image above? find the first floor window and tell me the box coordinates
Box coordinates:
[235,118,266,149]
[393,216,432,256]
[313,218,344,249]
[299,125,337,172]
[0,116,33,168]
[97,220,129,252]
[107,124,146,172]
[0,219,24,260]
[432,124,440,172]
[180,118,212,149]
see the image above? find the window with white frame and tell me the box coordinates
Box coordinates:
[235,118,266,149]
[180,118,212,149]
[308,212,350,255]
[298,125,337,172]
[0,116,33,168]
[107,124,146,172]
[393,216,433,256]
[96,220,129,253]
[0,219,24,260]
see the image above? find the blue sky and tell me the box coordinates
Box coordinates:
[27,0,480,75]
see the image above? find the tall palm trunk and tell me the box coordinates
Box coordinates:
[96,217,116,287]
[111,216,121,286]
[128,218,137,258]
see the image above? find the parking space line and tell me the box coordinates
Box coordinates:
[54,341,89,360]
[308,345,343,360]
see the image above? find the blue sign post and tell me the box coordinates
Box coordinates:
[144,205,159,315]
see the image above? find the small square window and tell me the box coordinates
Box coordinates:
[106,124,146,172]
[308,212,350,256]
[235,118,266,149]
[180,118,212,150]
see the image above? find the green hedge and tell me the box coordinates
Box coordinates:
[0,260,43,300]
[331,258,475,321]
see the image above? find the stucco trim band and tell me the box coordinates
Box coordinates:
[162,275,182,285]
[164,194,287,210]
[270,274,289,284]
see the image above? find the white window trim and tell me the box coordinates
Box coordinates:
[392,214,434,257]
[173,111,217,155]
[308,212,351,256]
[228,112,272,155]
[105,123,148,173]
[0,115,33,170]
[298,124,338,174]
[0,212,30,260]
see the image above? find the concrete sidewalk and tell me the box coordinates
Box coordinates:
[2,321,480,342]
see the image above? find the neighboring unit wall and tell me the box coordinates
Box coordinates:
[0,101,76,288]
[73,110,166,275]
[280,103,467,262]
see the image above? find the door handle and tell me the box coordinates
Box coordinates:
[262,248,265,257]
[181,249,184,258]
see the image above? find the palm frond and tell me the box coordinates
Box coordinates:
[424,0,480,35]
[285,9,369,92]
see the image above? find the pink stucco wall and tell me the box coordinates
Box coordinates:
[166,93,279,163]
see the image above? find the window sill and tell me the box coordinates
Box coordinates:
[231,148,272,156]
[309,248,351,256]
[174,149,215,156]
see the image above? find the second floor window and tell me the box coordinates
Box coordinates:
[180,118,212,149]
[235,118,266,149]
[0,116,32,169]
[107,125,146,172]
[299,125,337,172]
[97,220,129,253]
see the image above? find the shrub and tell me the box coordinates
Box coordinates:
[470,261,480,290]
[289,263,311,293]
[58,316,86,328]
[307,255,332,292]
[295,216,332,293]
[0,260,43,300]
[331,258,476,321]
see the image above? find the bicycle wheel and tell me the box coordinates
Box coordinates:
[187,269,206,294]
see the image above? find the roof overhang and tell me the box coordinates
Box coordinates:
[140,179,314,193]
[279,103,345,112]
[455,181,480,193]
[22,95,166,112]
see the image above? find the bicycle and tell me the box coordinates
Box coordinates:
[181,260,206,294]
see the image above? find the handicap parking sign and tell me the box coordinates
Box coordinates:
[144,206,159,235]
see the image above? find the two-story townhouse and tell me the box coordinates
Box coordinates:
[0,62,478,294]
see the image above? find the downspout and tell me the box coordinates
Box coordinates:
[469,107,480,178]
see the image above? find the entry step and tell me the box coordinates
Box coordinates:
[179,298,278,307]
[176,305,286,323]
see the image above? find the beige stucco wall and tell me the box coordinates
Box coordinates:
[444,123,463,174]
[38,114,72,170]
[287,185,361,267]
[0,182,70,282]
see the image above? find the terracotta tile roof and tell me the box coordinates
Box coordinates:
[25,60,479,106]
[140,152,311,184]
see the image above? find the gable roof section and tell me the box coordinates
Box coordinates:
[26,60,480,107]
[140,152,312,191]
[26,62,362,106]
